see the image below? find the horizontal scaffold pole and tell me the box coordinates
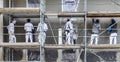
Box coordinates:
[1,43,120,49]
[1,8,120,17]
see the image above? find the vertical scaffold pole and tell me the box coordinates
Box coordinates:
[9,0,11,8]
[0,0,4,61]
[84,0,87,62]
[40,0,46,62]
[57,28,63,62]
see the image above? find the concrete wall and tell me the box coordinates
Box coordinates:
[87,0,120,11]
[13,0,26,7]
[3,0,9,7]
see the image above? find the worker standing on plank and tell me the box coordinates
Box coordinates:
[7,19,16,43]
[108,19,117,45]
[24,19,34,43]
[64,19,74,45]
[90,19,101,45]
[37,20,48,47]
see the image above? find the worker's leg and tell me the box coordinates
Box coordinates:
[113,33,117,45]
[38,33,44,46]
[38,33,41,43]
[26,33,29,43]
[66,33,71,45]
[30,33,33,43]
[9,35,12,43]
[65,31,68,44]
[110,33,114,45]
[42,32,46,47]
[10,35,14,43]
[95,34,99,45]
[13,35,16,43]
[90,34,95,45]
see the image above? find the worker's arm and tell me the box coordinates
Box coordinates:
[36,23,40,32]
[24,24,26,30]
[44,23,48,32]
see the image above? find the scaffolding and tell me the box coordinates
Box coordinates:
[1,0,120,62]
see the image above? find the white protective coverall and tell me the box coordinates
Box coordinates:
[37,22,48,46]
[7,20,16,43]
[24,22,34,43]
[64,20,73,45]
[108,19,117,45]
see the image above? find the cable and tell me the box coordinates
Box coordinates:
[99,20,119,36]
[89,50,104,61]
[46,17,57,44]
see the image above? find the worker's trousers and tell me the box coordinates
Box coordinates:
[65,32,73,45]
[109,33,117,45]
[90,34,99,45]
[9,34,16,43]
[26,32,33,43]
[38,32,46,46]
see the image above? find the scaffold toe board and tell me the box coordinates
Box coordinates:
[88,44,120,49]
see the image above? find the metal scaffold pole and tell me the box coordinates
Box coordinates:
[84,0,87,62]
[0,0,4,61]
[40,0,46,62]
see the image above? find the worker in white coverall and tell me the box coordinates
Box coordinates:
[24,19,34,43]
[108,19,117,45]
[37,21,48,47]
[90,19,101,45]
[7,20,16,43]
[64,19,73,45]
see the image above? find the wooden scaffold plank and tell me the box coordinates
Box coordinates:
[0,42,40,49]
[58,12,85,17]
[0,43,82,49]
[1,43,120,49]
[88,44,120,49]
[88,12,120,17]
[0,8,39,14]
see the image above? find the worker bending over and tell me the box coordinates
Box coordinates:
[7,20,16,43]
[24,19,34,43]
